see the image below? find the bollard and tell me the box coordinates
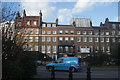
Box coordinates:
[51,66,55,80]
[87,65,91,80]
[69,68,73,80]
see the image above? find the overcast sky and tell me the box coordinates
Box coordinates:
[2,0,119,26]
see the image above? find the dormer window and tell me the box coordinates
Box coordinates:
[52,24,56,27]
[47,24,51,27]
[42,24,46,27]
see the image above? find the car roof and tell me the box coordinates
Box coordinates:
[58,57,79,59]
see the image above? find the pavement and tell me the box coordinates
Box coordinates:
[33,66,119,80]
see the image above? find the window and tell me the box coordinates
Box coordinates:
[70,31,74,34]
[77,31,81,34]
[77,46,81,52]
[59,30,63,34]
[101,46,104,52]
[59,46,62,52]
[29,45,32,51]
[95,46,99,51]
[112,31,115,35]
[100,38,104,42]
[24,37,27,42]
[70,37,74,41]
[33,21,37,25]
[35,37,39,42]
[53,46,57,53]
[47,24,51,27]
[112,24,116,29]
[42,46,45,53]
[42,31,45,34]
[59,37,63,41]
[95,37,98,42]
[77,37,81,42]
[42,37,45,42]
[23,29,27,34]
[47,31,51,34]
[89,37,92,42]
[94,31,98,35]
[42,24,46,27]
[119,24,120,29]
[112,38,115,42]
[89,46,93,52]
[83,31,86,35]
[35,46,38,51]
[53,31,56,34]
[65,46,69,52]
[106,38,109,42]
[52,37,56,42]
[30,29,33,34]
[106,46,110,52]
[106,32,109,35]
[65,37,68,41]
[26,21,30,25]
[83,37,87,42]
[35,29,39,34]
[29,37,33,42]
[100,32,104,35]
[47,37,51,42]
[65,31,68,34]
[89,31,92,35]
[52,24,56,27]
[47,46,51,53]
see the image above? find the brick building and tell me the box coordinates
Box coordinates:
[15,10,120,58]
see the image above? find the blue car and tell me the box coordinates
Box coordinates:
[46,57,81,72]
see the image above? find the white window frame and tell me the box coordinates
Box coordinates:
[35,37,39,42]
[83,31,87,35]
[106,32,109,35]
[70,31,74,34]
[33,21,37,25]
[83,37,87,42]
[65,37,69,41]
[77,37,81,42]
[52,37,56,42]
[70,37,74,41]
[30,29,33,34]
[42,24,46,27]
[59,37,63,41]
[29,37,33,42]
[47,46,51,53]
[89,31,92,35]
[42,31,45,34]
[106,38,109,42]
[100,37,104,42]
[59,30,63,34]
[53,31,56,34]
[42,46,45,53]
[27,21,30,25]
[35,45,38,51]
[65,30,68,34]
[47,37,51,42]
[42,37,45,42]
[53,46,57,53]
[77,31,81,34]
[47,31,51,34]
[35,29,39,34]
[89,37,92,42]
[47,24,51,27]
[95,37,99,42]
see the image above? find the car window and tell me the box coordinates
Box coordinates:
[56,59,63,63]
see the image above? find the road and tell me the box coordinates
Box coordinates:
[33,66,119,80]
